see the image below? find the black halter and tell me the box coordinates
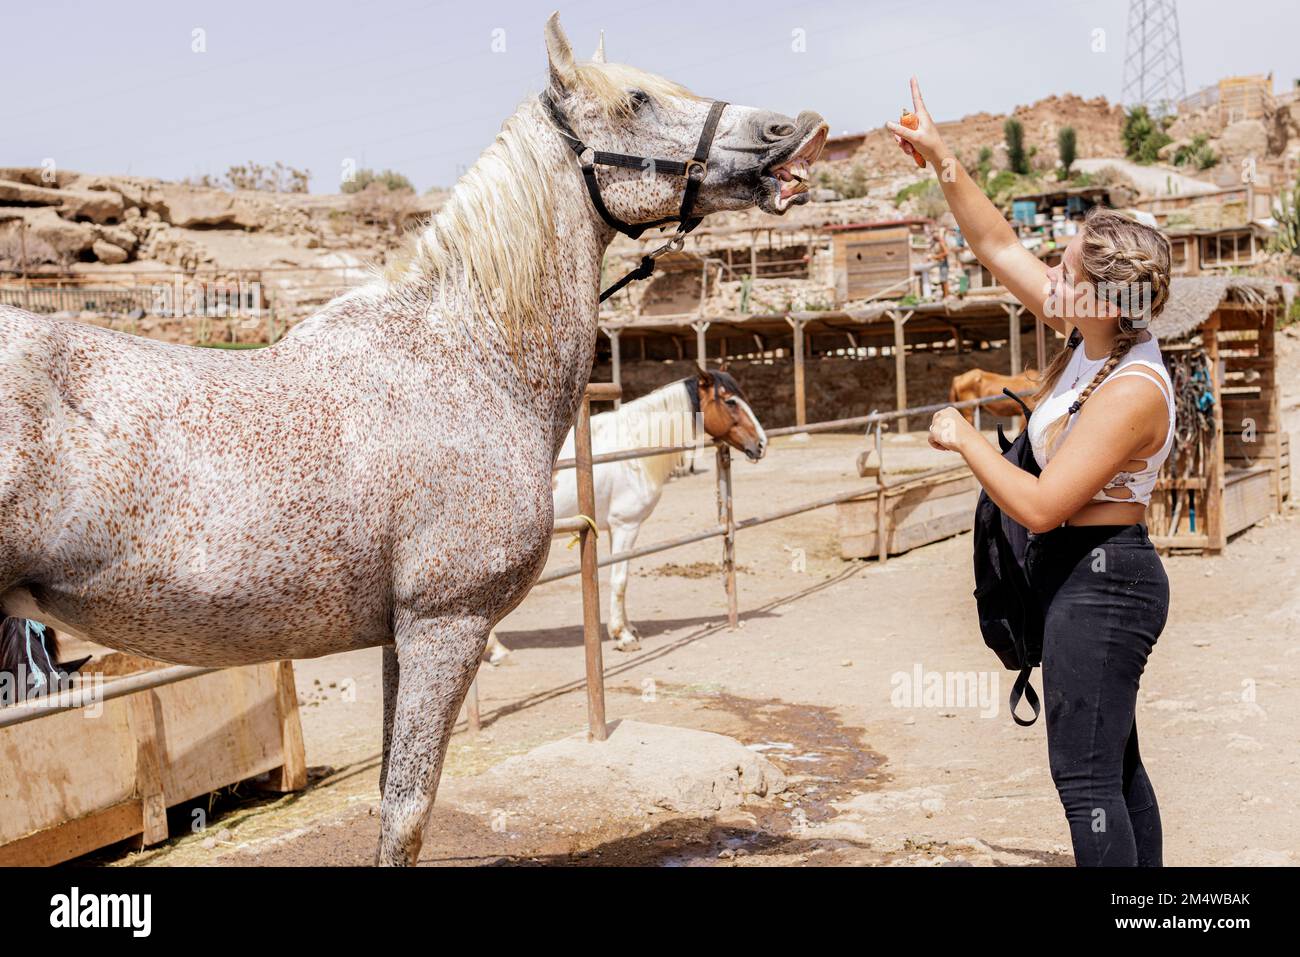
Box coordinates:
[541,91,728,302]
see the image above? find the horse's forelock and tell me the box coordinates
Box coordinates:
[571,61,701,116]
[710,370,748,403]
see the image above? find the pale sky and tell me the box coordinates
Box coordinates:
[2,0,1296,193]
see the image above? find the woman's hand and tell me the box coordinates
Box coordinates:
[886,77,946,169]
[928,406,977,453]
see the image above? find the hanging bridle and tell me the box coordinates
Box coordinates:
[540,90,728,302]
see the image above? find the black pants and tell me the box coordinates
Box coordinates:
[1026,522,1169,867]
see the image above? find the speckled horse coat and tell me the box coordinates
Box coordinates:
[0,15,826,864]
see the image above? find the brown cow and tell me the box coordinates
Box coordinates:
[949,367,1039,428]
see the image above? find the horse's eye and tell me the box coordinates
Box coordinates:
[628,89,650,111]
[725,398,738,407]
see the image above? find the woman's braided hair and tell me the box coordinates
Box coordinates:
[1031,207,1172,456]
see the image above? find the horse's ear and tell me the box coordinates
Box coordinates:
[544,12,577,93]
[696,367,715,391]
[592,30,606,64]
[58,655,91,676]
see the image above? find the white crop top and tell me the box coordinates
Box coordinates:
[1026,332,1176,506]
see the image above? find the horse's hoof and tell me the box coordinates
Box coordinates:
[486,646,511,666]
[611,634,641,652]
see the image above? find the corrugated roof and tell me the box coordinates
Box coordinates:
[1151,275,1284,341]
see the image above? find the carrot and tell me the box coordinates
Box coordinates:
[900,110,926,169]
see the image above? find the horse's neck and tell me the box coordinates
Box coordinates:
[600,381,697,488]
[393,99,615,445]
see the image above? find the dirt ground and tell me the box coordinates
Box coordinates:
[96,335,1300,868]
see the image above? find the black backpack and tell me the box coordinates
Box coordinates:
[971,388,1044,726]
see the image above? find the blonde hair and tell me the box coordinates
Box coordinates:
[1031,207,1172,455]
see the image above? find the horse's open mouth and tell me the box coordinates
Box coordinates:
[763,123,828,213]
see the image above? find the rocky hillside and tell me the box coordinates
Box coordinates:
[841,93,1126,179]
[0,167,443,277]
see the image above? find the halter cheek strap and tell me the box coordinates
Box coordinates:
[24,619,50,690]
[541,91,728,302]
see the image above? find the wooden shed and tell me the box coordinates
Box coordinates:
[1147,276,1291,552]
[828,220,931,301]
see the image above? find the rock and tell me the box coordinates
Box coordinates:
[96,224,138,253]
[0,166,78,189]
[63,189,125,224]
[0,178,65,207]
[72,174,158,211]
[0,181,132,224]
[20,207,97,260]
[467,719,787,816]
[1219,120,1269,161]
[0,179,124,229]
[92,239,129,264]
[153,184,261,229]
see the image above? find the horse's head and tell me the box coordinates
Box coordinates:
[0,618,89,705]
[542,14,828,228]
[693,368,767,462]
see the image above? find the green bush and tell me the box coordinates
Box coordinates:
[814,163,870,199]
[1281,298,1300,329]
[1004,119,1028,175]
[341,168,415,195]
[1122,106,1172,165]
[894,180,932,205]
[1271,171,1300,255]
[1173,134,1219,171]
[1057,126,1077,179]
[186,161,310,193]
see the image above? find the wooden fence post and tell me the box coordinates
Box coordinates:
[715,444,738,628]
[575,390,608,741]
[786,315,807,427]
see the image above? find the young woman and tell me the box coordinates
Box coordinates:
[888,79,1175,867]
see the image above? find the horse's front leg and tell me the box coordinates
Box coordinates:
[379,643,399,796]
[376,614,487,866]
[607,521,642,652]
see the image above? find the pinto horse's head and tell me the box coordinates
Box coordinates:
[542,14,828,227]
[0,618,90,706]
[692,368,767,462]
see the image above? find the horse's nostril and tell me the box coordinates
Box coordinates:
[770,123,796,138]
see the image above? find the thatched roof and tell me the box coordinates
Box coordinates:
[1151,275,1285,341]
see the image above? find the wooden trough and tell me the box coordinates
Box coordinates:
[0,650,306,866]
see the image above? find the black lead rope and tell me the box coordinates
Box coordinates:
[598,255,657,302]
[540,92,728,302]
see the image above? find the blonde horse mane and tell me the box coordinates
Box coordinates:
[390,61,701,347]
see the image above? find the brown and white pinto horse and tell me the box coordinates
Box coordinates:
[487,368,764,661]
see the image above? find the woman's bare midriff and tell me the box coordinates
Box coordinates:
[1065,500,1148,526]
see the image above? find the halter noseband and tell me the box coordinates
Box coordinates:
[540,90,728,302]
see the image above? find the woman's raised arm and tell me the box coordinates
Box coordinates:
[886,77,1068,336]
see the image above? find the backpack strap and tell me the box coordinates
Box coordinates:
[1009,666,1041,726]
